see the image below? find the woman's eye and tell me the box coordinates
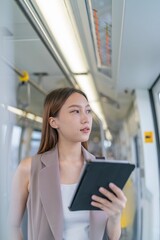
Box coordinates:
[71,110,79,113]
[86,109,92,114]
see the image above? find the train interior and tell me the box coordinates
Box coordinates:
[0,0,160,239]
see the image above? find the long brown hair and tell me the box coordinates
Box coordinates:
[38,87,89,154]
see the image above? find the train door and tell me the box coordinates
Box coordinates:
[151,78,160,240]
[151,76,160,184]
[152,77,160,145]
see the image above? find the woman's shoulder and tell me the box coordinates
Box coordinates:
[18,153,42,171]
[12,157,33,193]
[17,157,32,177]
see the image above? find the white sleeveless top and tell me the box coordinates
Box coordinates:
[61,183,90,240]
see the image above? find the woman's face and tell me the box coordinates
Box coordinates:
[51,93,92,144]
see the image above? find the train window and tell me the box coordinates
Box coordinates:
[158,92,160,102]
[10,125,22,168]
[1,124,7,145]
[29,130,41,156]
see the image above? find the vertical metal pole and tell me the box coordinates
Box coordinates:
[98,118,107,158]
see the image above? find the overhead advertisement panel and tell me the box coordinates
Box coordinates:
[87,0,112,78]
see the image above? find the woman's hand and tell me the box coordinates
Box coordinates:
[91,183,127,240]
[91,183,127,219]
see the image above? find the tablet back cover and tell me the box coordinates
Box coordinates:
[69,160,135,211]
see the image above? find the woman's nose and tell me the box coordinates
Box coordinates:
[81,112,89,123]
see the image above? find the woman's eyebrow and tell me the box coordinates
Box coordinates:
[68,104,90,108]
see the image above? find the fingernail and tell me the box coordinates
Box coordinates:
[91,195,95,200]
[109,183,114,187]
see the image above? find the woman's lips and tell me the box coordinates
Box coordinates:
[80,127,90,133]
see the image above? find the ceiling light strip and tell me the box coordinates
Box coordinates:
[33,0,89,74]
[7,106,42,123]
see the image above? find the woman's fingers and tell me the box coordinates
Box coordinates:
[108,183,127,202]
[91,183,127,213]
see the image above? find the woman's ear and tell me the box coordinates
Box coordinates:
[49,117,58,129]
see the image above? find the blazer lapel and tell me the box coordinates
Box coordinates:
[39,147,63,240]
[82,147,108,240]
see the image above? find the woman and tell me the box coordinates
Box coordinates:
[9,87,127,240]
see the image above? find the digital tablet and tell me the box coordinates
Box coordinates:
[69,159,135,211]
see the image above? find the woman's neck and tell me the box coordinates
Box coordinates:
[57,142,83,164]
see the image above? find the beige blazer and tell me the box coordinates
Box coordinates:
[27,146,108,240]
